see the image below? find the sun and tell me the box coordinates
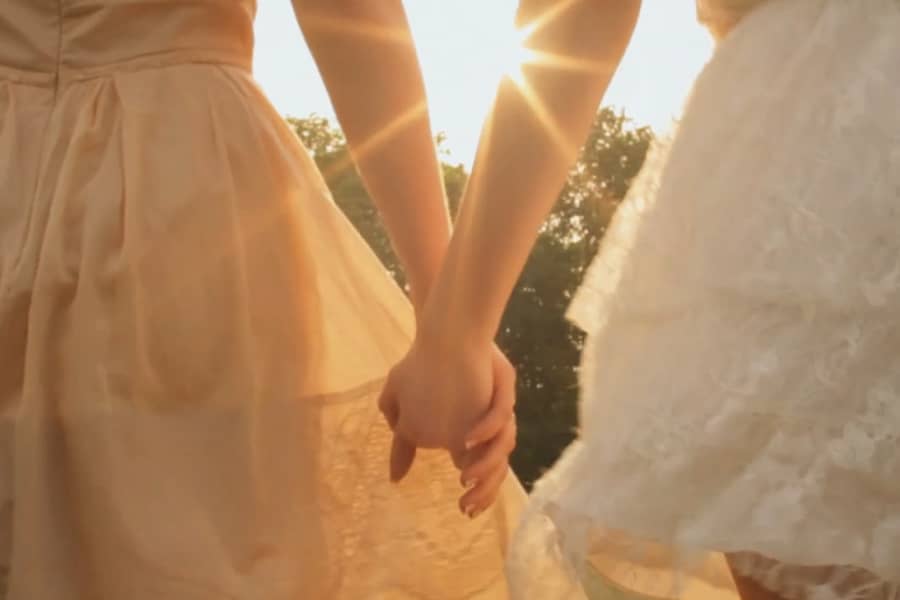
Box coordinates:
[494,25,537,85]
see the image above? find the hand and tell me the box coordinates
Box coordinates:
[457,381,517,518]
[378,338,517,517]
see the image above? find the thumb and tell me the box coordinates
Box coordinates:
[390,433,417,483]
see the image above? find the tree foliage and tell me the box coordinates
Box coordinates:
[288,115,467,293]
[497,109,652,486]
[289,109,652,488]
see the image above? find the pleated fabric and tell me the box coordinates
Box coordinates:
[0,2,545,598]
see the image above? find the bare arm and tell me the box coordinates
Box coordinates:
[377,0,642,511]
[292,0,450,310]
[421,0,641,346]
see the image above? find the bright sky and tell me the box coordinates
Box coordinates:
[252,0,714,167]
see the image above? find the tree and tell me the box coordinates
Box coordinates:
[287,115,466,294]
[289,109,653,488]
[497,108,652,486]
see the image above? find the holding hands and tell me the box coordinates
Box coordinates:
[317,0,637,522]
[379,330,518,518]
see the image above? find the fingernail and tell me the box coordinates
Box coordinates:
[463,479,478,490]
[464,439,477,450]
[463,504,477,518]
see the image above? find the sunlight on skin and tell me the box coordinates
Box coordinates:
[455,0,598,246]
[308,0,599,183]
[305,1,623,184]
[517,0,580,42]
[298,11,430,183]
[491,0,608,161]
[321,100,429,182]
[299,13,413,46]
[529,50,620,76]
[254,1,716,165]
[508,75,574,160]
[491,21,535,86]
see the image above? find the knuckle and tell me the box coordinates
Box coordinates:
[471,487,491,506]
[478,487,499,509]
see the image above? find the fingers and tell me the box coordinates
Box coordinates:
[459,417,516,488]
[449,447,468,472]
[455,348,516,517]
[463,353,516,450]
[458,462,510,519]
[389,433,417,483]
[377,375,399,430]
[381,374,417,482]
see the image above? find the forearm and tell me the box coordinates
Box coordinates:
[294,0,451,310]
[423,0,640,345]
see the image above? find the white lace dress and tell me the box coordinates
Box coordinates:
[509,0,900,598]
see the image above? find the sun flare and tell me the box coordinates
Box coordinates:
[495,25,537,85]
[254,0,717,166]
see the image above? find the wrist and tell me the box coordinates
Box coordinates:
[407,254,445,316]
[416,317,494,367]
[416,290,496,357]
[406,218,452,316]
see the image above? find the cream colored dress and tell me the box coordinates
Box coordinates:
[510,1,900,599]
[0,2,547,598]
